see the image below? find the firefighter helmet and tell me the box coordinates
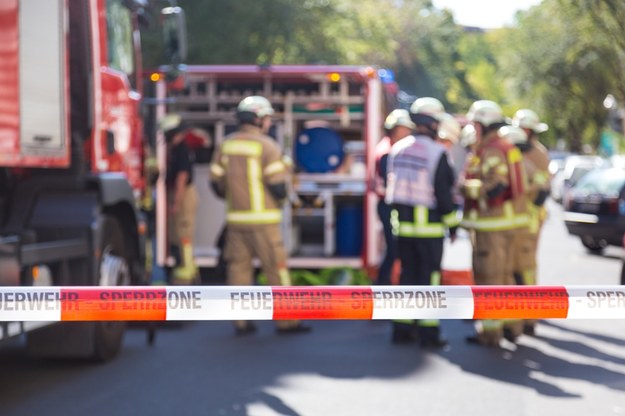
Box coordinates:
[237,95,275,118]
[384,109,416,130]
[410,97,445,122]
[466,100,505,127]
[460,124,477,148]
[498,125,528,145]
[512,109,548,133]
[438,113,461,144]
[159,113,183,133]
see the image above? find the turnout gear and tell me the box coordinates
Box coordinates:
[461,102,530,346]
[507,110,551,335]
[210,98,309,334]
[161,113,199,284]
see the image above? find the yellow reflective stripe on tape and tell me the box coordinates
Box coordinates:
[222,140,262,156]
[227,210,282,224]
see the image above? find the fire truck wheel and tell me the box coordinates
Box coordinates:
[92,215,131,362]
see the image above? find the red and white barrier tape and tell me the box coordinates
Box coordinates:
[0,285,624,321]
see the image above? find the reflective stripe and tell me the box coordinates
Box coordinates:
[508,147,522,163]
[264,161,285,176]
[227,210,282,224]
[279,268,291,286]
[460,201,529,231]
[210,163,225,177]
[398,222,445,237]
[222,140,262,156]
[533,171,549,185]
[248,158,263,212]
[443,210,460,228]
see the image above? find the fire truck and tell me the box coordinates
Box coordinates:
[0,0,186,360]
[152,65,397,276]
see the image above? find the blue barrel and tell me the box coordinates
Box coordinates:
[336,204,363,256]
[295,127,344,173]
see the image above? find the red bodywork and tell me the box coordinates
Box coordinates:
[0,0,145,192]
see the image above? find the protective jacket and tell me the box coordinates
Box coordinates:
[461,133,529,231]
[210,125,288,229]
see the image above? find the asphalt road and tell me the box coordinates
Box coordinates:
[1,200,625,416]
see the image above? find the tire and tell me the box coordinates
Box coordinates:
[92,215,132,362]
[580,235,606,255]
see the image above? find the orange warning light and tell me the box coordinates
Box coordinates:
[327,72,341,82]
[150,72,161,82]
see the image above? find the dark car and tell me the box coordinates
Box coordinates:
[563,167,625,254]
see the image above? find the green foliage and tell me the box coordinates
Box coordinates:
[140,0,625,152]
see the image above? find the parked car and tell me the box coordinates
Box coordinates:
[551,155,606,204]
[563,167,625,254]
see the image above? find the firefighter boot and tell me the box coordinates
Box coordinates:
[418,325,448,349]
[172,242,198,284]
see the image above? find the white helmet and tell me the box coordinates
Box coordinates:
[498,125,528,145]
[437,113,461,144]
[237,95,275,118]
[159,113,183,133]
[384,109,416,130]
[512,109,548,133]
[466,100,506,127]
[460,124,477,148]
[410,97,445,121]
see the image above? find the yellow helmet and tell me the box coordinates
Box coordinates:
[498,125,528,145]
[512,109,548,133]
[437,113,461,144]
[466,100,505,126]
[384,109,416,130]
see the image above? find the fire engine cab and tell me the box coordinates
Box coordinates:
[0,0,186,360]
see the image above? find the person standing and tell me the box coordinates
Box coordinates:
[209,95,310,336]
[161,114,199,285]
[374,109,415,285]
[461,100,529,347]
[511,109,551,335]
[385,97,459,348]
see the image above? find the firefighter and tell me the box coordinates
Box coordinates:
[461,100,529,347]
[161,114,199,285]
[209,95,311,336]
[385,97,459,348]
[511,109,551,335]
[374,109,416,285]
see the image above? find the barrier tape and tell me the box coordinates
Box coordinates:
[0,285,623,321]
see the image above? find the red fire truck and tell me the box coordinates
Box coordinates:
[151,65,397,276]
[0,0,186,360]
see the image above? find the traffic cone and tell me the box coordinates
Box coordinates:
[172,240,197,284]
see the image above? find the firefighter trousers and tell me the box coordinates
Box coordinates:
[512,227,540,331]
[224,223,299,331]
[473,229,523,345]
[394,236,444,341]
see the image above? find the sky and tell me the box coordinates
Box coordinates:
[432,0,543,29]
